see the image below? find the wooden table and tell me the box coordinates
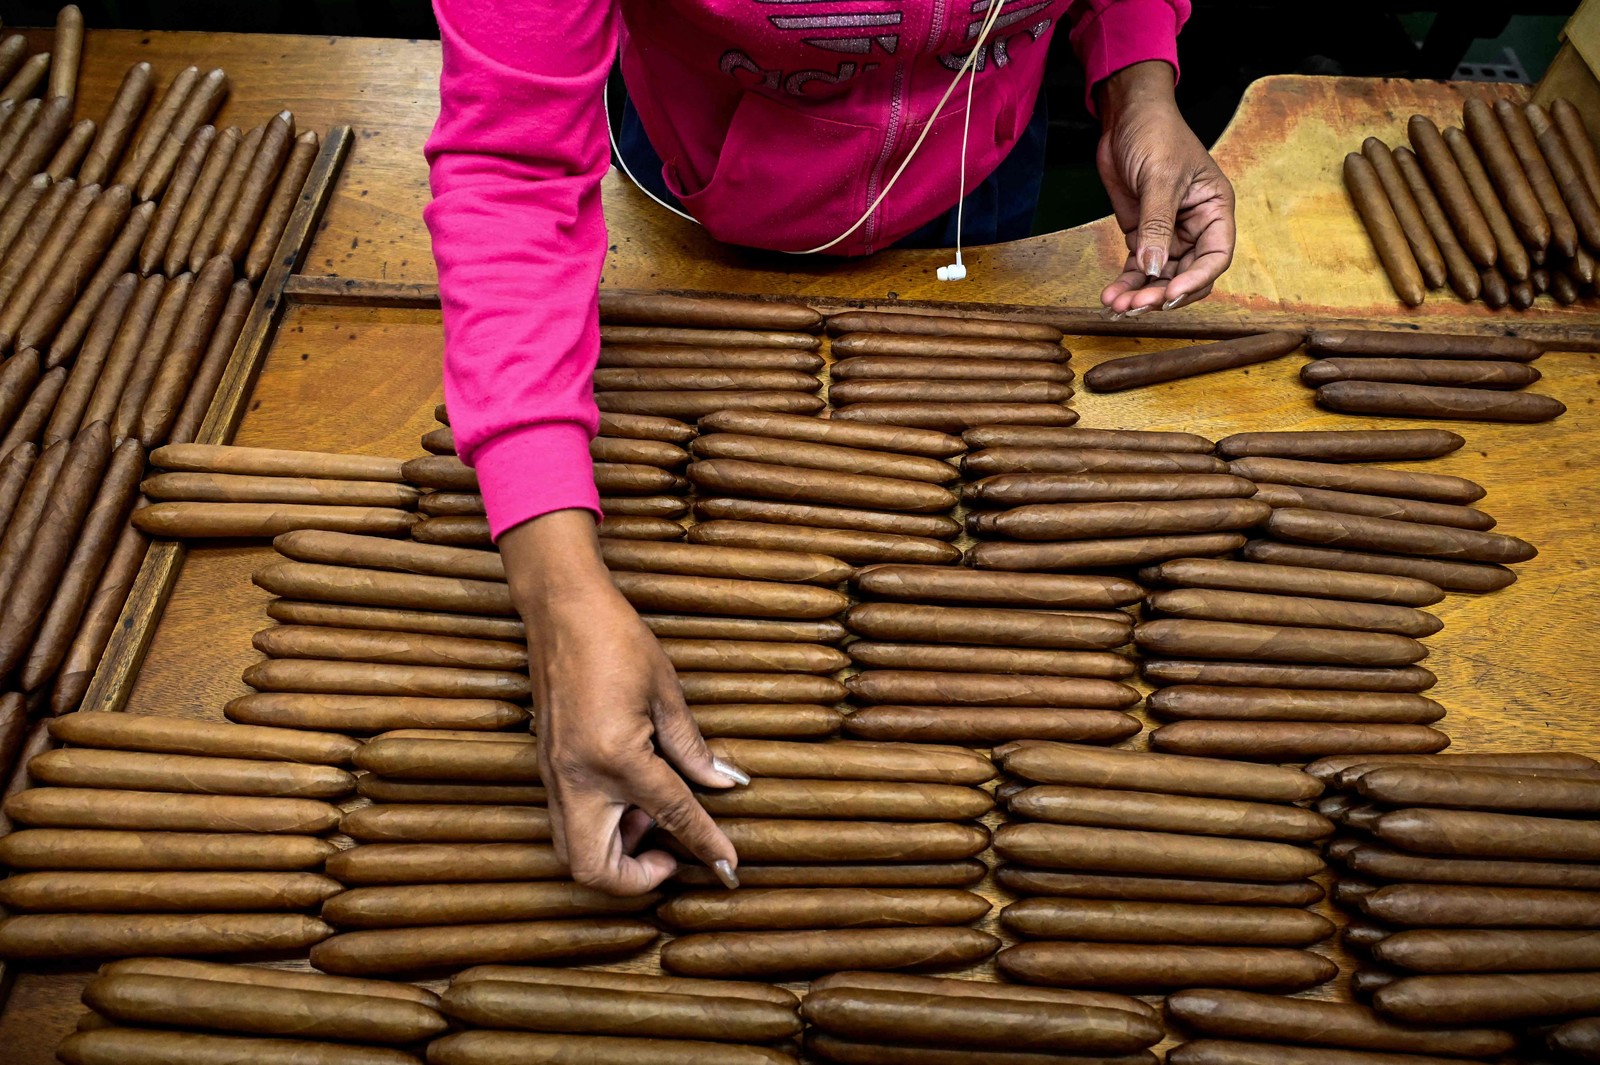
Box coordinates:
[3,28,1599,1063]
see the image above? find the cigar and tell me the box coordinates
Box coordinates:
[13,184,133,353]
[1317,380,1567,423]
[109,271,196,436]
[267,599,525,640]
[1361,883,1600,929]
[1361,137,1448,287]
[0,913,332,960]
[1550,267,1581,304]
[0,870,342,913]
[1375,928,1600,974]
[49,511,149,714]
[188,123,263,269]
[1478,266,1511,308]
[278,532,502,584]
[1087,330,1305,392]
[1343,840,1600,891]
[998,941,1336,994]
[1002,740,1321,801]
[253,561,514,615]
[1141,558,1443,606]
[129,258,240,446]
[1267,507,1534,565]
[244,129,320,282]
[598,410,696,443]
[139,68,229,202]
[846,706,1140,745]
[1152,721,1450,761]
[809,1033,1156,1065]
[695,777,992,821]
[134,502,418,538]
[432,1031,796,1065]
[1008,783,1332,841]
[846,670,1138,709]
[612,570,848,618]
[832,402,1077,432]
[1136,618,1427,666]
[1529,102,1600,251]
[661,926,998,979]
[0,96,36,171]
[688,520,960,566]
[1167,1040,1487,1065]
[595,461,688,495]
[358,778,547,805]
[850,642,1133,679]
[995,822,1322,881]
[964,446,1226,477]
[661,639,847,674]
[79,62,154,187]
[692,703,844,738]
[590,436,689,467]
[598,390,824,418]
[996,867,1323,907]
[1316,329,1541,362]
[43,207,151,375]
[226,692,527,733]
[810,970,1156,1022]
[1147,588,1441,638]
[1312,750,1596,782]
[162,124,239,275]
[218,110,295,261]
[1248,482,1497,532]
[0,181,96,347]
[964,472,1255,506]
[963,427,1210,453]
[0,441,34,528]
[418,490,485,515]
[43,119,92,180]
[0,438,67,591]
[112,65,200,189]
[834,355,1074,383]
[76,273,161,433]
[406,516,485,547]
[453,964,797,1006]
[6,787,341,834]
[830,380,1072,405]
[1215,428,1467,463]
[855,563,1139,607]
[29,745,354,796]
[1464,96,1552,250]
[1149,686,1442,724]
[0,96,71,197]
[1408,114,1496,266]
[0,174,49,276]
[826,310,1062,341]
[704,738,994,785]
[972,498,1269,542]
[311,918,658,975]
[325,839,561,884]
[688,458,957,513]
[691,432,959,484]
[595,367,821,393]
[1444,125,1530,280]
[676,861,985,890]
[595,516,682,542]
[1373,806,1600,862]
[1353,764,1600,814]
[0,365,64,454]
[600,536,853,584]
[1303,356,1540,389]
[353,734,540,782]
[0,346,38,427]
[1553,98,1600,197]
[695,497,962,538]
[1243,539,1516,594]
[1002,897,1332,947]
[845,601,1130,649]
[1377,970,1600,1026]
[683,670,852,704]
[1553,1014,1600,1060]
[145,471,420,509]
[599,344,824,371]
[253,625,527,671]
[642,613,847,643]
[60,1029,433,1065]
[832,332,1062,360]
[326,880,653,929]
[0,829,338,871]
[659,886,988,931]
[1229,455,1484,503]
[598,291,821,331]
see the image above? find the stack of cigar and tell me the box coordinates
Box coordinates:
[960,426,1267,572]
[595,291,824,419]
[686,409,966,566]
[841,564,1144,746]
[1137,557,1452,762]
[822,309,1076,431]
[801,972,1165,1065]
[1163,988,1515,1064]
[0,712,352,960]
[660,737,1000,980]
[992,743,1338,995]
[417,405,694,545]
[1308,751,1600,1037]
[1302,329,1565,423]
[1345,95,1600,310]
[433,967,802,1065]
[316,729,660,976]
[60,958,443,1065]
[1220,429,1536,594]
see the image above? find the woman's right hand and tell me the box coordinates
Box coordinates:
[501,509,744,896]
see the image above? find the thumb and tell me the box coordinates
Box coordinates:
[1135,168,1182,278]
[651,689,746,790]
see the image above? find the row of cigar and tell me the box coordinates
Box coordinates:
[1346,95,1600,310]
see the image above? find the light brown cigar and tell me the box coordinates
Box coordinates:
[0,39,25,99]
[276,529,503,580]
[218,109,293,260]
[0,441,34,527]
[6,787,340,834]
[1409,114,1496,266]
[1372,806,1600,862]
[831,379,1072,405]
[1216,428,1467,463]
[595,461,686,494]
[1361,137,1447,286]
[1008,784,1331,841]
[187,121,261,269]
[146,472,419,508]
[599,344,824,371]
[692,703,843,738]
[1140,557,1443,605]
[1086,330,1305,392]
[1445,126,1531,280]
[676,672,846,704]
[967,535,1247,573]
[643,614,846,643]
[1319,378,1567,422]
[704,819,987,863]
[676,861,985,890]
[326,840,560,885]
[253,625,526,671]
[79,62,154,186]
[267,599,525,640]
[139,68,230,200]
[998,868,1322,908]
[848,642,1134,679]
[964,446,1226,477]
[964,472,1254,506]
[1003,897,1332,947]
[695,496,961,538]
[227,691,526,732]
[833,402,1077,432]
[597,409,695,441]
[846,671,1139,710]
[79,272,162,429]
[0,913,332,961]
[598,290,821,330]
[157,444,416,482]
[826,309,1062,341]
[600,536,852,584]
[114,65,201,188]
[844,706,1138,745]
[0,828,337,871]
[1361,884,1600,929]
[0,342,38,426]
[50,507,148,714]
[1529,102,1600,250]
[432,1032,794,1065]
[452,965,798,1006]
[353,733,540,782]
[0,178,82,330]
[845,601,1130,649]
[1153,721,1449,760]
[38,205,151,372]
[662,926,997,979]
[161,123,237,274]
[1243,539,1515,594]
[1374,928,1600,974]
[1229,455,1485,503]
[1147,588,1441,637]
[1249,482,1497,531]
[0,95,71,196]
[0,99,41,177]
[855,563,1140,607]
[0,870,342,912]
[244,657,530,700]
[0,361,63,452]
[1000,740,1321,801]
[1149,686,1442,724]
[962,425,1211,452]
[29,746,355,795]
[688,457,956,514]
[443,978,800,1044]
[999,941,1336,994]
[602,515,683,541]
[1313,750,1598,783]
[705,738,993,784]
[692,432,958,484]
[245,128,319,280]
[591,435,688,466]
[612,569,848,618]
[0,173,48,270]
[134,501,417,538]
[341,804,550,843]
[110,269,193,439]
[1464,96,1550,250]
[972,498,1268,540]
[834,355,1075,383]
[1304,356,1539,389]
[312,918,657,976]
[598,389,823,418]
[832,331,1062,360]
[688,520,959,566]
[43,118,91,181]
[0,438,66,592]
[1353,765,1600,814]
[1268,507,1534,564]
[359,778,546,805]
[254,561,514,615]
[597,493,685,515]
[660,887,988,931]
[131,257,237,445]
[661,639,846,674]
[328,882,656,930]
[696,777,990,820]
[0,55,46,106]
[1376,971,1600,1026]
[594,367,820,393]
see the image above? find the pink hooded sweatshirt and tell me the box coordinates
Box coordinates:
[425,0,1190,539]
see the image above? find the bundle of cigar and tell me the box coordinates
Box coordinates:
[60,958,442,1065]
[416,405,693,545]
[1302,329,1566,423]
[992,742,1339,994]
[1309,751,1600,1036]
[822,308,1076,431]
[315,729,660,976]
[433,966,802,1065]
[659,737,999,980]
[801,972,1164,1065]
[841,564,1143,746]
[686,409,966,566]
[960,426,1268,571]
[0,712,355,960]
[595,291,825,419]
[1345,96,1599,311]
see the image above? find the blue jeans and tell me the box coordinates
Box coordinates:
[615,91,1048,250]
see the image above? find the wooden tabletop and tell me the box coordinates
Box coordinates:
[2,26,1598,1064]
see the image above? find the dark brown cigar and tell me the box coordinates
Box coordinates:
[598,290,821,330]
[660,886,989,931]
[1303,356,1539,389]
[311,918,658,975]
[830,379,1072,405]
[844,705,1138,745]
[834,355,1074,382]
[219,110,295,261]
[845,601,1130,649]
[1553,1015,1600,1060]
[660,927,999,979]
[1008,783,1331,841]
[826,309,1062,340]
[600,323,821,349]
[832,332,1062,360]
[1140,557,1443,605]
[1396,152,1483,295]
[1002,897,1332,947]
[1494,99,1581,257]
[1465,96,1551,249]
[163,125,239,274]
[676,861,985,889]
[848,642,1134,679]
[601,536,852,584]
[1444,125,1530,280]
[1228,455,1484,503]
[1361,137,1448,287]
[1409,114,1496,266]
[599,344,823,371]
[598,390,824,419]
[1353,765,1600,815]
[965,446,1226,477]
[244,129,320,282]
[643,614,847,644]
[1147,588,1441,637]
[972,498,1268,541]
[418,490,485,515]
[808,1033,1159,1065]
[995,823,1321,882]
[590,436,688,467]
[138,67,229,202]
[832,402,1078,432]
[688,458,957,513]
[704,738,994,785]
[999,736,1321,802]
[1529,102,1600,251]
[855,563,1141,608]
[998,941,1337,994]
[1148,687,1442,724]
[1243,539,1516,594]
[1248,482,1497,531]
[997,867,1322,907]
[1136,618,1427,666]
[596,411,694,444]
[688,520,959,566]
[1478,266,1511,308]
[1550,267,1581,304]
[846,671,1138,710]
[1151,721,1449,761]
[1168,1039,1497,1065]
[1214,428,1465,462]
[696,497,960,539]
[1375,971,1600,1025]
[595,367,821,392]
[963,426,1213,452]
[1344,151,1428,304]
[1311,323,1542,358]
[1373,806,1600,862]
[1267,507,1535,564]
[692,432,958,484]
[1375,928,1600,974]
[612,570,848,618]
[691,703,843,738]
[1309,750,1595,782]
[1319,378,1566,422]
[1361,883,1600,928]
[1553,98,1600,197]
[964,472,1253,507]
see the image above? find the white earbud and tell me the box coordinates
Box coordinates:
[936,261,967,282]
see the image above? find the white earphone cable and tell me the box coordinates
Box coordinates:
[606,86,699,223]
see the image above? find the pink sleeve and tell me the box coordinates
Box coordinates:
[1065,0,1191,113]
[424,0,616,539]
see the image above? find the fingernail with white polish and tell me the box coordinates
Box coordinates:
[1162,297,1182,311]
[714,859,740,889]
[1107,311,1123,322]
[712,758,750,786]
[1141,249,1163,278]
[1125,306,1150,318]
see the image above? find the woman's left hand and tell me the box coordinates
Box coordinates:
[1095,60,1236,317]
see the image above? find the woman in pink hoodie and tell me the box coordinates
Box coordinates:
[426,0,1233,896]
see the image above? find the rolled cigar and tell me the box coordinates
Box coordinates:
[1309,328,1544,361]
[29,746,354,796]
[1343,840,1600,891]
[678,671,844,704]
[1136,618,1427,666]
[831,331,1062,360]
[1478,266,1511,308]
[689,521,959,566]
[78,272,163,432]
[848,642,1132,679]
[856,563,1139,607]
[1361,883,1600,928]
[1003,897,1332,947]
[964,446,1225,477]
[599,344,823,372]
[418,490,485,515]
[226,692,526,733]
[253,561,514,615]
[136,502,418,538]
[598,390,823,418]
[44,206,152,375]
[0,346,38,427]
[1141,558,1443,606]
[5,787,340,834]
[642,614,845,644]
[188,122,262,269]
[594,367,820,393]
[613,569,848,618]
[1303,356,1539,389]
[1463,96,1552,251]
[1008,784,1332,841]
[162,124,239,274]
[434,1032,793,1065]
[973,498,1268,541]
[1408,114,1496,265]
[1344,151,1429,303]
[0,438,66,591]
[0,442,33,531]
[0,828,337,871]
[592,462,688,494]
[216,110,294,261]
[704,819,986,863]
[1267,507,1534,564]
[1317,379,1566,422]
[1169,1041,1489,1065]
[995,822,1322,882]
[600,536,852,584]
[1361,137,1448,287]
[1229,454,1485,503]
[325,880,652,929]
[659,887,988,931]
[964,472,1254,507]
[358,778,546,805]
[452,965,797,1007]
[276,529,502,580]
[1378,970,1600,1026]
[325,839,561,885]
[1249,482,1497,531]
[1216,429,1468,464]
[1353,765,1600,815]
[1529,102,1600,250]
[1243,539,1515,594]
[697,778,990,821]
[833,402,1078,432]
[692,432,957,484]
[0,912,332,961]
[0,363,65,455]
[661,639,846,673]
[45,118,94,179]
[13,184,133,354]
[809,1034,1155,1065]
[145,472,419,509]
[60,1029,423,1065]
[253,625,524,671]
[1374,928,1600,974]
[137,66,229,202]
[106,267,191,438]
[1153,721,1449,760]
[1372,806,1600,861]
[834,356,1073,385]
[0,180,96,346]
[999,941,1336,993]
[1167,987,1513,1055]
[965,427,1209,455]
[352,732,540,781]
[79,61,155,186]
[662,926,997,979]
[1445,125,1531,280]
[826,309,1061,340]
[130,262,241,446]
[244,129,320,281]
[688,458,957,513]
[50,505,149,714]
[696,497,961,538]
[830,379,1072,405]
[705,738,993,785]
[598,290,820,331]
[0,869,341,912]
[137,122,215,272]
[845,705,1139,745]
[811,971,1155,1024]
[1147,588,1441,637]
[268,600,525,641]
[312,918,656,975]
[676,860,986,889]
[1086,330,1304,392]
[1149,687,1442,724]
[0,96,35,171]
[1553,1015,1600,1059]
[47,274,134,440]
[590,436,688,467]
[0,94,71,194]
[1551,267,1581,304]
[692,703,843,739]
[998,867,1322,907]
[1312,750,1597,782]
[595,515,681,542]
[0,179,48,296]
[846,603,1129,649]
[847,671,1138,710]
[1554,97,1600,194]
[1000,741,1321,801]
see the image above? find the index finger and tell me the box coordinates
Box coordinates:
[628,754,739,887]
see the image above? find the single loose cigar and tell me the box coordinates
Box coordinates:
[832,332,1062,360]
[855,563,1140,607]
[187,122,261,269]
[844,705,1140,745]
[1249,482,1497,531]
[136,501,418,538]
[1136,618,1426,666]
[1090,330,1306,391]
[662,639,846,674]
[433,1033,793,1065]
[1215,428,1465,462]
[1409,114,1496,266]
[1375,928,1600,973]
[676,861,986,889]
[705,738,993,784]
[598,409,695,442]
[599,344,824,371]
[1001,739,1322,801]
[598,389,823,418]
[1317,378,1566,423]
[1152,721,1449,760]
[0,869,341,912]
[1141,558,1443,606]
[161,124,238,274]
[1003,897,1333,947]
[0,98,32,173]
[311,918,657,975]
[1149,686,1442,724]
[1008,784,1332,840]
[218,109,294,261]
[826,309,1062,340]
[1169,1041,1489,1065]
[326,881,651,929]
[1361,884,1600,928]
[595,367,821,392]
[998,941,1336,994]
[0,173,48,274]
[965,446,1226,477]
[600,536,852,584]
[964,472,1254,507]
[997,868,1322,907]
[662,927,998,979]
[49,8,85,102]
[834,355,1073,383]
[995,823,1322,881]
[688,458,957,513]
[599,290,821,330]
[253,625,526,671]
[1465,96,1550,249]
[809,1034,1156,1065]
[1268,507,1534,564]
[1444,125,1531,280]
[596,515,681,541]
[695,497,960,539]
[1229,455,1484,503]
[1373,806,1600,861]
[5,787,340,835]
[845,602,1129,649]
[590,436,688,467]
[696,778,991,821]
[244,129,319,281]
[1362,136,1448,287]
[594,461,686,494]
[353,733,540,782]
[689,521,959,566]
[832,401,1077,432]
[0,828,337,871]
[60,1030,422,1065]
[660,886,989,931]
[1243,539,1515,594]
[29,746,354,796]
[692,432,958,484]
[693,703,843,738]
[0,913,332,960]
[1354,765,1600,814]
[1303,356,1539,389]
[846,671,1138,709]
[1147,588,1441,637]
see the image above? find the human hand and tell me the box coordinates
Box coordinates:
[501,509,744,896]
[1095,60,1236,317]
